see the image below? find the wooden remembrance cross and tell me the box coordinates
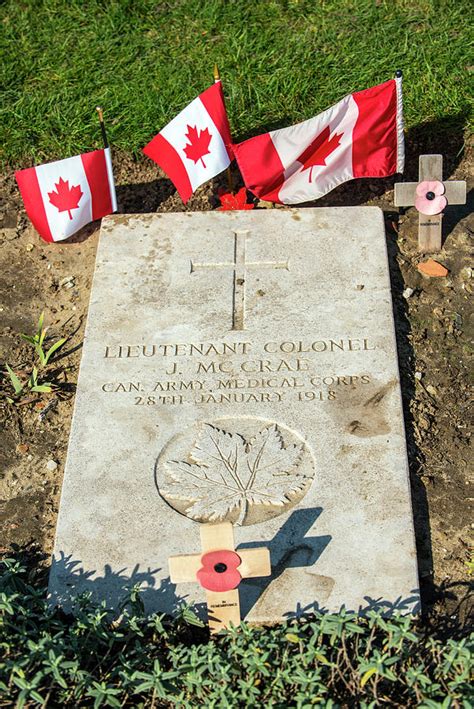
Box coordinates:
[191,230,289,331]
[169,522,271,633]
[394,154,466,252]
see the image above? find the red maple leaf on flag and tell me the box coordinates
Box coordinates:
[183,125,212,168]
[48,177,83,220]
[297,127,343,182]
[217,187,254,211]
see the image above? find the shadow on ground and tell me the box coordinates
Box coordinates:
[382,212,435,612]
[59,110,470,243]
[116,177,177,213]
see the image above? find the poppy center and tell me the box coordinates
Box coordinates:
[426,191,436,200]
[214,563,228,573]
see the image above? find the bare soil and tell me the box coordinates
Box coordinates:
[1,144,472,626]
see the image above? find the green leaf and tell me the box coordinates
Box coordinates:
[30,690,45,704]
[361,668,377,688]
[30,384,53,393]
[6,364,23,394]
[44,338,67,365]
[28,366,38,388]
[13,676,29,690]
[285,633,300,643]
[314,653,331,665]
[345,622,365,634]
[36,345,47,366]
[20,334,36,345]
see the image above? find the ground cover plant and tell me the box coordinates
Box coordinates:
[0,554,472,707]
[0,0,472,706]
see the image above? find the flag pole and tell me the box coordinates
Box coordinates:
[394,70,404,175]
[96,107,118,212]
[96,106,109,149]
[213,64,234,194]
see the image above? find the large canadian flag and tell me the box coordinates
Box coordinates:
[143,81,233,203]
[233,77,404,204]
[15,148,117,242]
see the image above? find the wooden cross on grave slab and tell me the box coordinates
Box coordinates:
[168,522,271,633]
[394,154,466,253]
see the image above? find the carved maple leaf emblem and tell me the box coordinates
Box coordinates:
[183,125,212,168]
[48,177,83,219]
[297,126,343,182]
[163,424,305,525]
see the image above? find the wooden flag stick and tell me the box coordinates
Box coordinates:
[213,65,234,194]
[95,106,109,149]
[95,106,118,214]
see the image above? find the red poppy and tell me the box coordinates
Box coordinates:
[415,180,447,216]
[196,550,242,592]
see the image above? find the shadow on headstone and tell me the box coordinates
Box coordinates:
[2,544,471,635]
[48,550,206,618]
[237,507,331,618]
[285,590,421,621]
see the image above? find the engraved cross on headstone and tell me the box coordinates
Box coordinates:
[191,230,289,330]
[394,154,466,252]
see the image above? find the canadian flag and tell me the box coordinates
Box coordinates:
[233,77,404,204]
[15,148,117,243]
[143,81,233,203]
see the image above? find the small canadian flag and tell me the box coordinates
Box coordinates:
[143,81,233,203]
[15,148,117,243]
[233,77,404,204]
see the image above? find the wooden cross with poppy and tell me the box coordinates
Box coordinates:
[394,154,466,252]
[168,522,271,633]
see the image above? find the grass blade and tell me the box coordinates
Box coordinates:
[5,364,23,394]
[36,345,47,367]
[28,366,38,388]
[44,338,67,365]
[30,384,53,393]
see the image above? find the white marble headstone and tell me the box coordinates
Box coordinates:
[49,208,419,621]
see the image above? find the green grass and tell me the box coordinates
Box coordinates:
[1,554,473,707]
[0,0,471,167]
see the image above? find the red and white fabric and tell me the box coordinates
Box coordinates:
[15,148,117,243]
[143,81,233,204]
[233,77,404,204]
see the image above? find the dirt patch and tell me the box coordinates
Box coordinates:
[0,147,472,623]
